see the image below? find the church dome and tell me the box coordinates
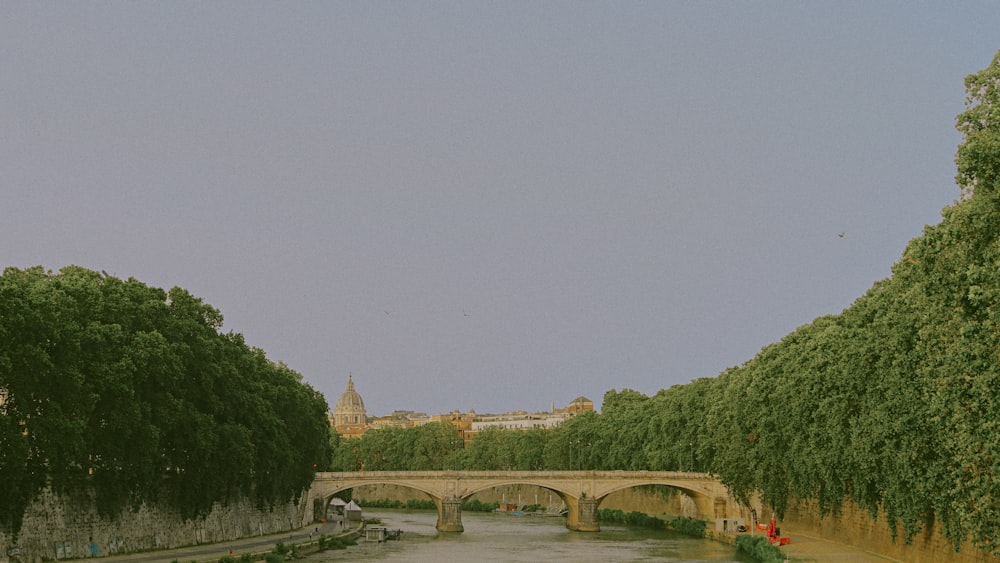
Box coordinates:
[335,376,365,412]
[334,375,367,429]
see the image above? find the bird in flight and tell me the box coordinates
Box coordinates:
[838,232,846,238]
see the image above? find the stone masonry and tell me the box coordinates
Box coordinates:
[0,487,306,563]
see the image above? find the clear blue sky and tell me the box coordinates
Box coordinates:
[3,3,998,416]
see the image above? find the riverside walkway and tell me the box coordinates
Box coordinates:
[777,527,901,562]
[99,520,346,563]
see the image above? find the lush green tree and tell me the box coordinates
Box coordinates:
[329,433,365,471]
[593,389,652,470]
[955,50,1000,198]
[647,378,716,472]
[511,428,548,470]
[0,266,331,537]
[542,410,600,470]
[410,422,464,470]
[709,51,1000,553]
[462,427,512,470]
[328,422,463,471]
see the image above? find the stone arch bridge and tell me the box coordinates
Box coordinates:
[306,470,740,532]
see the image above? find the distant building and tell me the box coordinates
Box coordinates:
[331,374,368,439]
[369,410,431,430]
[469,410,570,432]
[564,396,594,415]
[328,385,594,442]
[461,397,593,442]
[431,410,476,444]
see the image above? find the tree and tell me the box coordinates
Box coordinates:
[0,266,331,536]
[956,50,1000,198]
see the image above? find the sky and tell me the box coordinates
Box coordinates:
[3,3,999,417]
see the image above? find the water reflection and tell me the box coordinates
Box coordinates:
[307,509,752,562]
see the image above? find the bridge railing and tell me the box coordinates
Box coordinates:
[315,470,713,480]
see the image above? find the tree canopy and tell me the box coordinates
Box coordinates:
[0,266,331,538]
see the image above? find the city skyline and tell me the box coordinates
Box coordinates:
[3,4,1000,415]
[336,373,593,418]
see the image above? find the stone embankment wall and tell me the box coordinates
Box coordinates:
[349,483,686,515]
[0,487,305,563]
[780,497,1000,563]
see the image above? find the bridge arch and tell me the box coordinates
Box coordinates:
[315,479,441,501]
[593,480,717,519]
[457,479,574,504]
[455,478,717,530]
[308,479,448,530]
[451,479,580,530]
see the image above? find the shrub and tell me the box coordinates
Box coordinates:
[735,535,785,563]
[598,508,666,530]
[323,536,355,550]
[355,498,403,509]
[669,517,707,538]
[462,499,500,512]
[355,497,437,510]
[404,498,436,510]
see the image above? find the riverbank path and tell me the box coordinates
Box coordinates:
[778,527,902,562]
[98,520,345,562]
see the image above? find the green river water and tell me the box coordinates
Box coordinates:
[306,509,756,562]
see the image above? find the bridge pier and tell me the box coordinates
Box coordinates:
[436,498,464,532]
[564,496,600,532]
[575,497,600,532]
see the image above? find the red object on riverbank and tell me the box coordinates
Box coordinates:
[766,516,791,546]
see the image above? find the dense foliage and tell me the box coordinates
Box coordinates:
[328,51,1000,555]
[734,535,785,563]
[701,49,1000,554]
[596,508,666,530]
[354,498,437,510]
[0,266,331,538]
[329,422,464,471]
[329,385,711,474]
[668,516,707,538]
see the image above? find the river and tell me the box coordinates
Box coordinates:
[305,509,755,562]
